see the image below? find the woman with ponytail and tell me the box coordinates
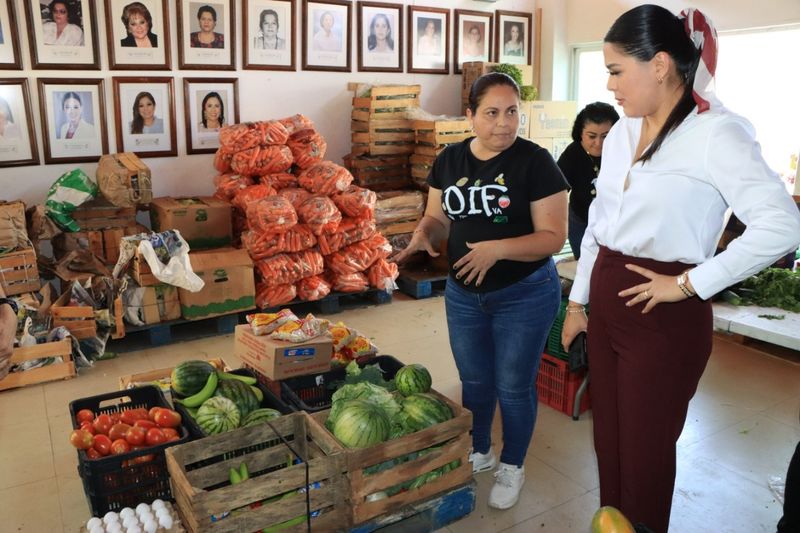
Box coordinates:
[560,5,800,532]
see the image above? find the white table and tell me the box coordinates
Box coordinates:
[713,302,800,351]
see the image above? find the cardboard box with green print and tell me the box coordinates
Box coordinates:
[150,196,233,250]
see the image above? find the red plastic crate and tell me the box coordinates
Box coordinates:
[536,352,590,416]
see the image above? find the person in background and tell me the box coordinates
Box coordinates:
[130,92,163,134]
[254,9,284,50]
[367,13,393,53]
[504,24,523,56]
[42,0,84,46]
[120,2,157,48]
[560,5,800,532]
[557,102,620,259]
[312,11,340,52]
[198,91,224,132]
[462,24,485,61]
[190,5,224,49]
[59,91,94,140]
[0,96,20,140]
[0,284,17,380]
[416,19,441,55]
[393,72,568,510]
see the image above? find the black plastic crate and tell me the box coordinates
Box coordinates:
[280,354,405,412]
[68,385,191,517]
[172,367,294,439]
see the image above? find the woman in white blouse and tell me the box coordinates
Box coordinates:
[560,5,800,532]
[42,0,84,46]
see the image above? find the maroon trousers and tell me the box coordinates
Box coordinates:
[587,246,712,533]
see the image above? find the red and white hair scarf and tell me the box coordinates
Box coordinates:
[679,8,719,113]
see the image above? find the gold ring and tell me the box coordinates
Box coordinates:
[644,290,650,298]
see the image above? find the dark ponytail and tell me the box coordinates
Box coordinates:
[467,72,519,114]
[605,4,700,163]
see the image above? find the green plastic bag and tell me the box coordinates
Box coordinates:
[44,169,98,232]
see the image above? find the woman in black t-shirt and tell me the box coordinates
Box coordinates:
[393,72,568,510]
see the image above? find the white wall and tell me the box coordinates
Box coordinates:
[0,0,538,206]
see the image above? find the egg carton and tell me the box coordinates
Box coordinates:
[81,500,186,533]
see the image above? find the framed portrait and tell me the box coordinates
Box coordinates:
[302,0,351,72]
[243,0,296,70]
[454,9,492,74]
[112,77,176,158]
[25,0,100,69]
[105,0,171,70]
[408,6,449,74]
[183,78,239,155]
[495,10,532,66]
[178,0,235,69]
[0,80,39,168]
[37,78,107,165]
[357,1,402,73]
[0,0,22,69]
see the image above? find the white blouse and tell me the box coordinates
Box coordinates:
[570,107,800,302]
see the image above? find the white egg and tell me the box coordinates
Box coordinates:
[139,511,155,524]
[106,521,122,533]
[143,519,158,533]
[135,503,150,516]
[155,506,171,518]
[122,515,138,529]
[158,514,173,529]
[103,511,120,524]
[151,499,165,510]
[127,526,143,533]
[86,517,103,530]
[89,525,105,533]
[120,508,135,520]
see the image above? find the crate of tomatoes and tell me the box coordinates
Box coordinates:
[68,385,191,516]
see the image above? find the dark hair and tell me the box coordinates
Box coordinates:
[49,1,69,17]
[121,2,152,31]
[197,5,216,22]
[62,91,82,108]
[260,9,279,28]
[571,102,620,142]
[605,4,699,163]
[467,72,519,114]
[367,13,393,51]
[131,91,155,134]
[201,91,224,128]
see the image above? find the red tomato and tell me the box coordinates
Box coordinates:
[80,420,96,435]
[133,419,157,430]
[69,429,94,450]
[110,439,131,455]
[109,412,121,424]
[125,426,147,446]
[86,447,102,460]
[161,427,179,441]
[148,407,162,421]
[76,409,95,424]
[145,427,166,446]
[108,423,132,441]
[132,453,156,464]
[92,414,113,436]
[120,409,146,425]
[154,409,182,428]
[93,434,112,456]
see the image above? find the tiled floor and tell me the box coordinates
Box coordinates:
[1,293,797,532]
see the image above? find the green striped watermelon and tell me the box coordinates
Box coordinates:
[171,360,216,397]
[395,364,432,396]
[331,400,390,448]
[197,396,241,435]
[214,379,260,418]
[241,408,283,427]
[400,393,453,433]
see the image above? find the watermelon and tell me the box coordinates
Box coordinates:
[395,364,432,396]
[591,506,635,533]
[214,379,260,418]
[242,408,283,427]
[196,396,241,435]
[331,399,390,448]
[400,393,453,433]
[171,360,217,397]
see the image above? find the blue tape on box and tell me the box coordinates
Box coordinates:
[284,347,316,357]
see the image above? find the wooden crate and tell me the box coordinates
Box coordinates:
[166,411,349,533]
[313,390,473,525]
[351,84,421,122]
[132,248,158,287]
[414,119,472,145]
[0,248,40,296]
[72,199,137,230]
[51,290,96,339]
[374,190,425,227]
[0,338,74,391]
[119,358,230,397]
[343,154,411,192]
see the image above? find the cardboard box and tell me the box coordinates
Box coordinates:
[0,201,27,253]
[527,101,578,138]
[97,152,152,207]
[178,248,255,321]
[150,196,233,250]
[234,324,332,380]
[530,136,573,161]
[126,284,181,325]
[518,101,533,138]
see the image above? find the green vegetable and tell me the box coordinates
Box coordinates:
[740,268,800,312]
[328,382,401,430]
[492,64,523,87]
[171,360,217,397]
[331,399,390,448]
[520,85,538,101]
[395,364,432,397]
[196,396,241,435]
[720,290,742,306]
[758,314,785,320]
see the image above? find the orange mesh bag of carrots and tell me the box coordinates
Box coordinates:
[232,183,279,211]
[214,173,254,202]
[255,281,297,309]
[296,195,342,235]
[325,233,392,275]
[278,114,315,136]
[255,249,324,288]
[243,224,317,259]
[278,187,312,209]
[288,130,327,169]
[261,172,298,190]
[219,120,290,151]
[329,271,369,293]
[214,147,234,173]
[317,217,377,255]
[245,195,297,234]
[296,275,332,301]
[297,161,353,196]
[367,258,399,291]
[231,144,293,175]
[233,211,249,236]
[332,185,377,218]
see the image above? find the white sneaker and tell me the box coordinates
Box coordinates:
[468,449,497,474]
[489,463,525,509]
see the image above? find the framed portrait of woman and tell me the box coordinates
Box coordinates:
[37,78,107,164]
[408,6,449,75]
[178,0,235,69]
[243,0,295,70]
[183,78,239,155]
[495,10,532,66]
[302,0,351,72]
[105,0,171,70]
[0,0,22,70]
[454,9,492,74]
[357,1,402,73]
[112,77,176,158]
[0,80,39,168]
[25,0,99,69]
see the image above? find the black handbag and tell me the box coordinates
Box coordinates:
[568,331,588,372]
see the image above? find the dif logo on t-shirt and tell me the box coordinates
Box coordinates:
[441,174,510,222]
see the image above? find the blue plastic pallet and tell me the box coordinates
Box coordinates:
[261,288,392,315]
[116,312,242,349]
[396,268,448,299]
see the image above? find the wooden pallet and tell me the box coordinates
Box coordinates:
[396,267,449,299]
[112,312,242,349]
[262,288,392,315]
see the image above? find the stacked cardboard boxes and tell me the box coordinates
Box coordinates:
[524,101,578,161]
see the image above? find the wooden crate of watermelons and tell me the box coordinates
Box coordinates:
[311,363,473,525]
[165,411,350,533]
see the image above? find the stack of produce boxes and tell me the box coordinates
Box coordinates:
[410,117,473,191]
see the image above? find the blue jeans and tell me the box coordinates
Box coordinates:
[568,208,588,260]
[445,259,561,466]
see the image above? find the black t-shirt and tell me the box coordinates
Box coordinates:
[428,137,568,293]
[557,141,600,224]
